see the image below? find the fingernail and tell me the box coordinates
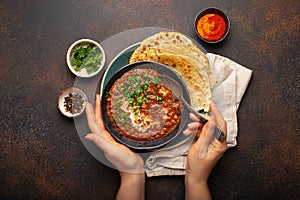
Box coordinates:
[85,134,92,140]
[183,130,188,135]
[86,102,92,111]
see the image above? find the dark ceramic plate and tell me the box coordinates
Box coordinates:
[101,61,191,150]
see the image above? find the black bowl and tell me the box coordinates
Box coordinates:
[194,7,230,43]
[101,61,190,150]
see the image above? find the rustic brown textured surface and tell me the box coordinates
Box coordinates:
[0,0,299,199]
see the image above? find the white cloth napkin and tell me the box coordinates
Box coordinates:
[144,53,253,177]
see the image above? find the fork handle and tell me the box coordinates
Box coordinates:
[180,97,225,142]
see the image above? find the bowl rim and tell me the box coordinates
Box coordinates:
[57,87,88,118]
[194,7,230,43]
[66,38,106,78]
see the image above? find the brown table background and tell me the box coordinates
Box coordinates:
[0,0,299,199]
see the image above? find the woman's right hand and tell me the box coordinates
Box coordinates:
[184,102,227,200]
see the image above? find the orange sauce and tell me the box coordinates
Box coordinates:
[197,13,226,41]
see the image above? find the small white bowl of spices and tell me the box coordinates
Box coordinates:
[58,87,88,118]
[66,39,105,77]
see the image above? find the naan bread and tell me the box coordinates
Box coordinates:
[129,31,216,112]
[130,31,216,87]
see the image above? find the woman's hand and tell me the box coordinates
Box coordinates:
[184,103,227,200]
[85,94,145,200]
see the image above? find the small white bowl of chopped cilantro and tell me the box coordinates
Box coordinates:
[66,39,105,77]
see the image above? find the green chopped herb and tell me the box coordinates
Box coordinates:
[135,87,143,95]
[105,92,111,97]
[125,75,164,116]
[133,106,139,111]
[156,96,164,103]
[144,96,149,103]
[116,100,121,107]
[128,76,137,83]
[129,91,136,98]
[137,96,143,105]
[128,97,135,105]
[71,44,102,74]
[120,118,125,124]
[143,73,149,79]
[117,110,123,116]
[151,77,160,85]
[113,116,119,123]
[122,86,129,93]
[143,83,149,90]
[123,114,129,121]
[125,81,131,86]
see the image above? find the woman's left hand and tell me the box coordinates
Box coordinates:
[85,94,144,174]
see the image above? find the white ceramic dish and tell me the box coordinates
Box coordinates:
[58,87,88,118]
[66,39,105,77]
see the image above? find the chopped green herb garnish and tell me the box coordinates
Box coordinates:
[143,83,149,90]
[71,44,102,74]
[128,76,137,83]
[135,87,143,95]
[156,96,164,102]
[105,92,111,97]
[137,96,143,105]
[116,100,121,107]
[117,110,123,116]
[133,106,139,111]
[128,97,135,105]
[122,86,129,93]
[130,91,136,98]
[113,116,118,123]
[144,97,149,103]
[125,74,164,116]
[151,77,160,85]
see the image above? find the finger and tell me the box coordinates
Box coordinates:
[196,122,216,158]
[95,94,104,129]
[189,113,200,122]
[183,128,198,136]
[85,133,115,155]
[210,102,224,126]
[183,121,203,136]
[94,94,116,141]
[190,113,211,124]
[196,122,215,146]
[207,139,227,160]
[187,122,202,130]
[210,102,227,137]
[86,102,102,135]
